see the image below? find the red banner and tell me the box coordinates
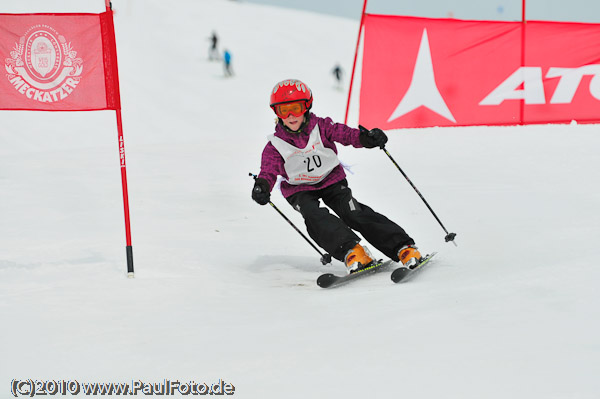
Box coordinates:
[1,11,120,111]
[359,15,600,128]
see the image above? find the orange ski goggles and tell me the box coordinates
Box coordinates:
[272,101,307,119]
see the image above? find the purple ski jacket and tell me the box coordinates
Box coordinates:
[258,113,363,198]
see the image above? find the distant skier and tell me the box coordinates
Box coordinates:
[223,49,233,77]
[208,31,219,61]
[251,79,423,274]
[332,63,343,89]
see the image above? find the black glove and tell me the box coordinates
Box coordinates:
[359,125,388,149]
[252,178,271,205]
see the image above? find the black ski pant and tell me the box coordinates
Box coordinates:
[286,179,414,262]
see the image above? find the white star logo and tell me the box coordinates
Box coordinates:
[388,29,456,123]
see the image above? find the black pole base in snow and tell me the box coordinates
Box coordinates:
[445,233,458,247]
[126,245,134,278]
[320,253,332,265]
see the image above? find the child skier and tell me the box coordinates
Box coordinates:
[252,79,422,273]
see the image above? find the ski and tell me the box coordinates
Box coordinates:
[317,259,393,288]
[390,252,437,283]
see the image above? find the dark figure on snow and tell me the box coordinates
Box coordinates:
[252,79,422,274]
[208,31,219,61]
[332,64,343,88]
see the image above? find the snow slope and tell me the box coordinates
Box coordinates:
[1,1,599,398]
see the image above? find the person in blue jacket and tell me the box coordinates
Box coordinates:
[223,49,233,77]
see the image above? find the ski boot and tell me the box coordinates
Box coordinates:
[345,243,374,274]
[398,245,422,269]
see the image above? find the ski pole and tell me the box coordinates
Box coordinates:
[377,146,457,246]
[249,173,333,265]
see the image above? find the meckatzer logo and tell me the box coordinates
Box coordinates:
[5,24,83,103]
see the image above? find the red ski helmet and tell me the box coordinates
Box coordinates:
[270,79,313,115]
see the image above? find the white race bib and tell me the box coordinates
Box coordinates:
[269,124,339,185]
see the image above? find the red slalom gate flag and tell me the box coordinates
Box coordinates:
[0,11,120,111]
[1,5,134,277]
[359,15,600,129]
